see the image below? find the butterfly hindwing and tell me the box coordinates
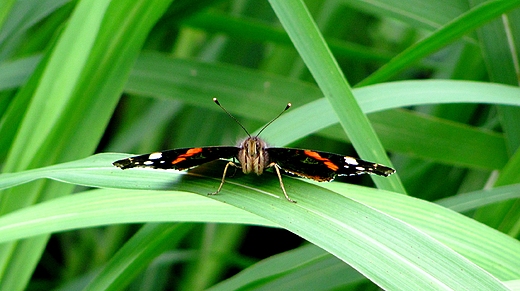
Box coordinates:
[267,148,395,182]
[113,146,239,171]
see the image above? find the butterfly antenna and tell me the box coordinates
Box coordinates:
[256,102,291,137]
[213,98,251,137]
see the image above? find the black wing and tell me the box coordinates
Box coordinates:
[268,148,395,182]
[113,146,239,171]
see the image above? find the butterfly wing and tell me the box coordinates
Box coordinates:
[113,146,239,171]
[268,148,395,182]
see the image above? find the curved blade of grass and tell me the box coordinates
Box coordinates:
[323,182,520,281]
[11,52,520,121]
[4,54,515,170]
[268,0,403,194]
[436,183,520,213]
[82,223,193,291]
[282,107,507,170]
[125,54,520,116]
[0,0,68,52]
[127,54,513,170]
[0,0,16,31]
[1,153,519,281]
[0,188,273,242]
[0,55,40,90]
[0,153,514,289]
[262,80,520,143]
[0,1,173,290]
[470,0,520,235]
[337,0,468,31]
[207,244,366,291]
[2,2,107,172]
[182,11,393,63]
[357,0,520,86]
[0,1,112,289]
[365,109,506,170]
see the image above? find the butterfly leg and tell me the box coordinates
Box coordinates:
[272,164,296,203]
[227,158,239,178]
[209,161,238,196]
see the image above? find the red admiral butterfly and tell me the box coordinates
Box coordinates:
[113,98,395,203]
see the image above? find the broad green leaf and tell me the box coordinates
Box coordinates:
[338,0,468,31]
[83,224,192,291]
[357,0,520,86]
[0,153,515,290]
[207,244,366,291]
[268,0,403,193]
[0,1,173,290]
[3,53,515,170]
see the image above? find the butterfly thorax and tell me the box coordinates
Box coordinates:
[238,136,270,175]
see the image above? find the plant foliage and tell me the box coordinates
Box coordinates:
[0,0,519,290]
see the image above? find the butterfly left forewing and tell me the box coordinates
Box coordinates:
[267,148,338,181]
[268,148,395,182]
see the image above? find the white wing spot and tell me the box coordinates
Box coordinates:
[148,152,163,160]
[344,156,359,165]
[144,161,154,165]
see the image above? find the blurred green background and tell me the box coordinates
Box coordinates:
[0,0,519,290]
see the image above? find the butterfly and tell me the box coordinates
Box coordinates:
[113,98,395,203]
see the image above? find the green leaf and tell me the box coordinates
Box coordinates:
[0,1,174,290]
[2,1,519,289]
[268,0,404,193]
[0,153,515,290]
[357,0,520,86]
[4,53,515,170]
[83,224,192,291]
[436,184,520,213]
[207,244,366,291]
